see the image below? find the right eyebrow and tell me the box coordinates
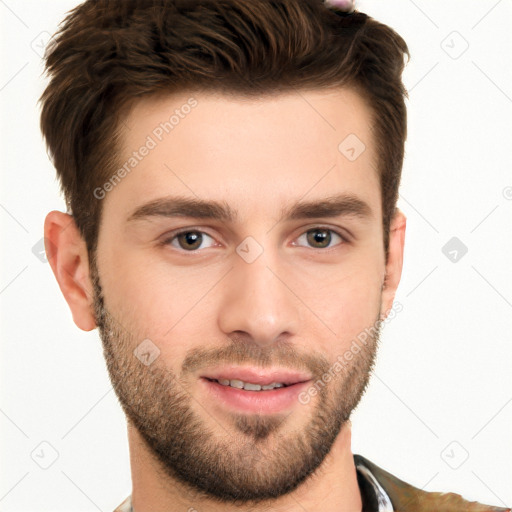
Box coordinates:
[126,196,238,224]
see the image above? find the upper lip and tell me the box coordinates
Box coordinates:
[201,366,312,386]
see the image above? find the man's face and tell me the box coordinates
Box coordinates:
[91,88,392,503]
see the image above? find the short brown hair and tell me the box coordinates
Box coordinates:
[40,0,409,259]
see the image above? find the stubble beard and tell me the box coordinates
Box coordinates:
[90,259,381,505]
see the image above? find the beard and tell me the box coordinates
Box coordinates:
[90,258,381,506]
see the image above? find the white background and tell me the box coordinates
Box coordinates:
[1,1,511,510]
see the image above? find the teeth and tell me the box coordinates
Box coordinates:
[243,382,262,391]
[264,382,284,389]
[215,379,286,391]
[230,379,244,389]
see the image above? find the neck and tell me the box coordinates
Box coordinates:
[128,420,362,512]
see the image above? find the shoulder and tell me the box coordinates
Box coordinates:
[354,454,510,512]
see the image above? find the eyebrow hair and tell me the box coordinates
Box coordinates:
[126,193,373,224]
[127,196,238,223]
[282,193,373,221]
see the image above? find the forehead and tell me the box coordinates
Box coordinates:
[106,87,380,223]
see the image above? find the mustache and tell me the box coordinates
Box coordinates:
[180,336,331,378]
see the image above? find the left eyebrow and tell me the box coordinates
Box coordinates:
[281,193,373,222]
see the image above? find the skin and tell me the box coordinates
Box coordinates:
[44,87,406,512]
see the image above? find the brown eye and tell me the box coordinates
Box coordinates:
[165,230,216,251]
[177,231,202,250]
[307,228,332,248]
[296,228,344,249]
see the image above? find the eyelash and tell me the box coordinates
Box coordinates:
[160,226,349,252]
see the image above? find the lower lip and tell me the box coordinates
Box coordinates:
[200,378,311,414]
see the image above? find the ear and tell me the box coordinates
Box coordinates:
[380,208,406,319]
[44,211,97,331]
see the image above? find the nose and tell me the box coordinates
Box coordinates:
[216,246,301,348]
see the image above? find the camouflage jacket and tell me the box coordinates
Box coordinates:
[114,453,510,511]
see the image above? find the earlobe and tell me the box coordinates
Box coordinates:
[44,211,97,332]
[380,209,406,319]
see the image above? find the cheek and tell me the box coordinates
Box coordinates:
[313,260,383,347]
[332,280,381,335]
[100,253,221,357]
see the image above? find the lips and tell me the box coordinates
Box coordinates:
[206,378,288,391]
[200,366,312,387]
[201,375,312,414]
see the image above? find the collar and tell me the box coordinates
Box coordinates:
[354,454,394,512]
